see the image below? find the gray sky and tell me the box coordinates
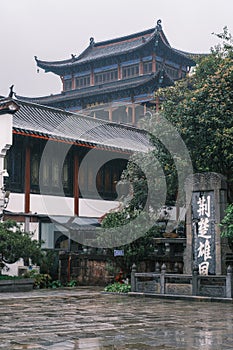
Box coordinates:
[1,0,232,97]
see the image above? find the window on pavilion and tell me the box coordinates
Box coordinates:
[143,61,152,74]
[5,142,24,193]
[122,64,139,79]
[64,79,72,91]
[94,69,118,84]
[75,75,90,89]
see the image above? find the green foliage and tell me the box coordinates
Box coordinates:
[50,280,62,288]
[39,250,59,280]
[24,270,51,289]
[155,28,233,201]
[0,275,27,280]
[0,220,42,269]
[220,204,233,239]
[100,211,161,274]
[104,282,131,293]
[66,279,78,287]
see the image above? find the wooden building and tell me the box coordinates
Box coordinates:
[17,20,196,126]
[0,96,151,257]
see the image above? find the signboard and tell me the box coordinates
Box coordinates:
[114,250,124,257]
[192,191,215,275]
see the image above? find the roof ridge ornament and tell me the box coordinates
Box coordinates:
[155,19,162,32]
[8,85,15,98]
[90,37,95,47]
[71,54,76,61]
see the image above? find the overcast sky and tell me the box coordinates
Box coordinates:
[1,0,232,98]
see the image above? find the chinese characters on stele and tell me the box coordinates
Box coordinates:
[196,194,213,275]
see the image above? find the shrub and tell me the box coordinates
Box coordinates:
[50,280,62,288]
[66,280,78,287]
[24,270,51,289]
[104,282,131,293]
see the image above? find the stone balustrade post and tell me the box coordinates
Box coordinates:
[226,265,233,298]
[155,262,160,273]
[174,262,179,274]
[160,263,166,294]
[131,263,137,292]
[192,264,199,296]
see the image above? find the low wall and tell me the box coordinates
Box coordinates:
[59,253,155,286]
[59,253,115,285]
[0,278,35,292]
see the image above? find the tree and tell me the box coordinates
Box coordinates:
[220,204,233,240]
[0,220,42,272]
[100,209,162,275]
[155,27,233,201]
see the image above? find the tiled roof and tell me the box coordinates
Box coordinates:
[73,29,155,63]
[16,72,173,105]
[35,28,155,71]
[0,98,152,153]
[35,24,195,73]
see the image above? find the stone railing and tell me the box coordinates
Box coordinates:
[131,264,233,299]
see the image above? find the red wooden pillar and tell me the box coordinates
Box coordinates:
[91,67,94,86]
[61,76,65,92]
[152,54,156,73]
[73,153,79,216]
[118,63,122,80]
[139,59,143,75]
[24,144,31,213]
[72,75,75,90]
[132,102,136,125]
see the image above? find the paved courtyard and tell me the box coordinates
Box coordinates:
[0,287,233,349]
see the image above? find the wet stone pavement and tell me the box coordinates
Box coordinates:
[0,287,233,349]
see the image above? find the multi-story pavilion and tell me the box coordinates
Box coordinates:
[17,20,196,126]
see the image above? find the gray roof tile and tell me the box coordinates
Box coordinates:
[5,98,152,153]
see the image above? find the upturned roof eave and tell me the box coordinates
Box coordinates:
[15,72,167,105]
[35,27,196,74]
[35,34,155,74]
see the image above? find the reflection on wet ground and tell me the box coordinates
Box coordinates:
[0,287,233,349]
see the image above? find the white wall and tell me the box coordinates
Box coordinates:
[0,113,13,157]
[30,194,74,216]
[79,198,119,217]
[7,192,119,218]
[6,193,24,213]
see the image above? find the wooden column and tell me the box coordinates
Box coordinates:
[132,102,136,125]
[73,153,79,216]
[61,76,65,92]
[72,75,75,90]
[144,104,147,116]
[139,59,143,75]
[91,67,94,86]
[152,54,156,73]
[118,63,122,80]
[24,144,31,214]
